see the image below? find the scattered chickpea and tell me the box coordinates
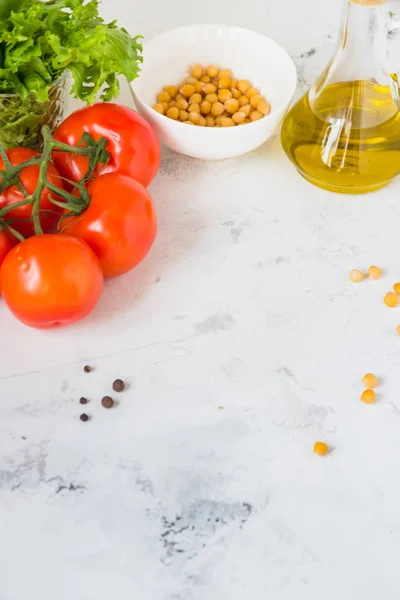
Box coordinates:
[350,269,365,283]
[384,292,398,308]
[362,373,378,389]
[397,324,400,335]
[313,442,329,456]
[394,283,400,295]
[361,389,376,404]
[368,265,382,280]
[155,66,271,127]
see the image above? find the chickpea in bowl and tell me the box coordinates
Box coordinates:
[130,25,297,160]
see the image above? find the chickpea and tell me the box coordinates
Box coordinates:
[231,78,238,89]
[198,116,206,127]
[232,111,246,124]
[189,103,201,114]
[218,76,231,89]
[218,89,232,103]
[231,88,241,99]
[221,116,234,127]
[350,269,365,282]
[250,94,262,109]
[218,68,232,79]
[180,84,196,98]
[203,83,217,95]
[164,85,178,99]
[157,91,171,103]
[384,292,398,307]
[205,92,218,104]
[200,100,212,115]
[169,100,177,107]
[238,80,251,94]
[206,65,219,78]
[244,118,251,123]
[194,81,204,93]
[211,101,225,117]
[183,120,194,125]
[313,442,329,456]
[191,64,203,79]
[361,389,376,404]
[153,103,164,114]
[186,76,198,85]
[200,75,211,83]
[189,111,201,124]
[189,93,202,105]
[179,109,189,121]
[166,106,179,120]
[160,102,169,112]
[247,87,260,99]
[225,98,240,114]
[239,95,249,107]
[257,100,271,115]
[394,283,400,294]
[250,110,263,122]
[215,116,223,126]
[368,266,382,280]
[205,115,215,127]
[362,373,378,389]
[175,92,184,102]
[176,98,189,110]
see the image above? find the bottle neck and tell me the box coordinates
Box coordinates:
[338,0,389,80]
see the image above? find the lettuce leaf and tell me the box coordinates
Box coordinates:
[0,0,143,103]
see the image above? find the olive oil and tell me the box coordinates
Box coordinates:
[281,80,400,194]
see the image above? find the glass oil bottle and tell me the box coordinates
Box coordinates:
[281,0,400,194]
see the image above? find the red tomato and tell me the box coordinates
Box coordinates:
[0,148,63,239]
[62,173,157,278]
[0,229,14,294]
[0,234,104,328]
[53,103,160,188]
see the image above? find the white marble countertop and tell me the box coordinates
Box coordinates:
[2,0,400,598]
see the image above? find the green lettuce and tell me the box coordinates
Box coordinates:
[0,0,143,103]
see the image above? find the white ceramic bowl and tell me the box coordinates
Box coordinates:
[131,25,297,160]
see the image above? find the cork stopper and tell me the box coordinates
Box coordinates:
[350,0,387,6]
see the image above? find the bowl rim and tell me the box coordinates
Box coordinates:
[131,23,298,129]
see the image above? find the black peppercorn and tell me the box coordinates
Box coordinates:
[80,413,89,422]
[101,396,114,409]
[83,365,92,373]
[79,397,88,405]
[112,379,125,392]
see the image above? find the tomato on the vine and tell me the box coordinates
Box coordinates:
[0,234,104,328]
[0,148,63,239]
[62,173,157,278]
[0,229,14,294]
[53,103,160,188]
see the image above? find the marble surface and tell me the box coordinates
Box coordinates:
[2,0,400,598]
